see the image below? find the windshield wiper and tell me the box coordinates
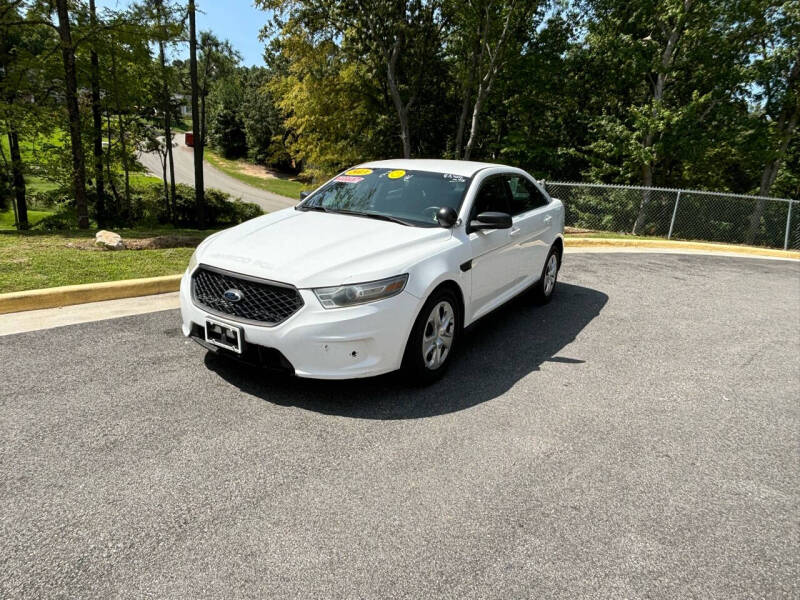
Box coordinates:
[295,204,328,213]
[331,209,413,226]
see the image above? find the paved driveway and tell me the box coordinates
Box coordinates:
[137,137,296,213]
[1,253,798,598]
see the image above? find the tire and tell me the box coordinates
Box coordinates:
[532,247,560,305]
[402,288,461,384]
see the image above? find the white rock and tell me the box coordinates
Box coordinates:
[95,230,125,251]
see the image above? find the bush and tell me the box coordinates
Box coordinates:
[32,182,262,231]
[138,182,262,228]
[29,188,70,210]
[35,205,89,231]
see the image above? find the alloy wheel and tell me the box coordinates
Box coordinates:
[422,300,455,370]
[544,254,558,296]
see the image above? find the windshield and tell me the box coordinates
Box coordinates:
[299,168,472,227]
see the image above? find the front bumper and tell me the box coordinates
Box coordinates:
[179,269,420,379]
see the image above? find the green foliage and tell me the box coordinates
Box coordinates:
[2,0,799,237]
[136,182,262,228]
[32,181,261,231]
[208,73,248,157]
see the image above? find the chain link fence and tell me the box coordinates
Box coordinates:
[543,181,799,251]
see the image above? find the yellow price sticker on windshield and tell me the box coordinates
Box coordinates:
[387,169,406,179]
[345,168,373,176]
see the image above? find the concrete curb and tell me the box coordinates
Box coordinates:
[565,237,800,260]
[1,238,797,315]
[0,275,182,315]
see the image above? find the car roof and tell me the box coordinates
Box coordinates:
[356,159,507,178]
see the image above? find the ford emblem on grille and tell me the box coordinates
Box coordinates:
[223,288,243,303]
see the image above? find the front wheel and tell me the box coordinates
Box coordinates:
[532,248,560,304]
[402,289,460,384]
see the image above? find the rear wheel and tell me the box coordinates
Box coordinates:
[532,248,560,304]
[402,289,460,384]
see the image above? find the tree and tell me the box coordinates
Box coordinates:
[148,0,182,214]
[208,69,247,158]
[577,0,749,233]
[259,0,447,158]
[188,0,204,224]
[745,1,799,243]
[0,0,31,228]
[99,7,153,220]
[54,0,89,228]
[197,32,241,148]
[88,0,106,225]
[240,67,289,167]
[448,0,544,160]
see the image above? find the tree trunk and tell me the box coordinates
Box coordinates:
[7,130,28,230]
[156,0,176,214]
[386,41,412,158]
[200,92,206,147]
[161,148,169,206]
[189,0,205,225]
[55,0,89,229]
[462,3,515,161]
[110,48,131,215]
[89,0,105,226]
[463,78,492,160]
[106,112,121,213]
[119,113,131,213]
[455,35,481,160]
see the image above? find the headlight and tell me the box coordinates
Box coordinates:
[187,248,198,273]
[313,274,408,309]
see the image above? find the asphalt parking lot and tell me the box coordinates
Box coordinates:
[1,253,798,599]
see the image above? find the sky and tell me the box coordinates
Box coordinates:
[95,0,271,67]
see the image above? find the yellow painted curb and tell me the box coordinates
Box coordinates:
[0,274,182,315]
[565,237,800,260]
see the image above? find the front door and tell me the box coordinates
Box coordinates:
[468,175,519,318]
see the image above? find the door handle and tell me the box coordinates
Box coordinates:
[543,215,553,224]
[509,227,521,237]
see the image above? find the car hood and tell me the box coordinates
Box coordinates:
[198,208,452,288]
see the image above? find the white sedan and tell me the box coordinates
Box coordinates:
[180,159,565,383]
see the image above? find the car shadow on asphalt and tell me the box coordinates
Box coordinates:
[204,282,608,419]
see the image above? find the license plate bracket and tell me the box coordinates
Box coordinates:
[205,318,243,354]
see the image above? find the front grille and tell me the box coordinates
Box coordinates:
[191,266,303,325]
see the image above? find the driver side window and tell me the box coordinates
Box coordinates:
[472,176,511,218]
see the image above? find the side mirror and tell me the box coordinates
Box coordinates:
[470,211,512,231]
[299,191,310,200]
[436,206,458,227]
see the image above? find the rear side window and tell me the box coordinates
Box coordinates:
[506,175,548,215]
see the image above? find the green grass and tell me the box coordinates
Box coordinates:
[0,208,54,230]
[0,227,213,293]
[26,176,59,194]
[128,172,163,188]
[204,150,307,199]
[1,130,66,164]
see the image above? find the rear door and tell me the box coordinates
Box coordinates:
[468,175,518,316]
[505,174,554,283]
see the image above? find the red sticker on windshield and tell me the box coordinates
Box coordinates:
[335,175,364,183]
